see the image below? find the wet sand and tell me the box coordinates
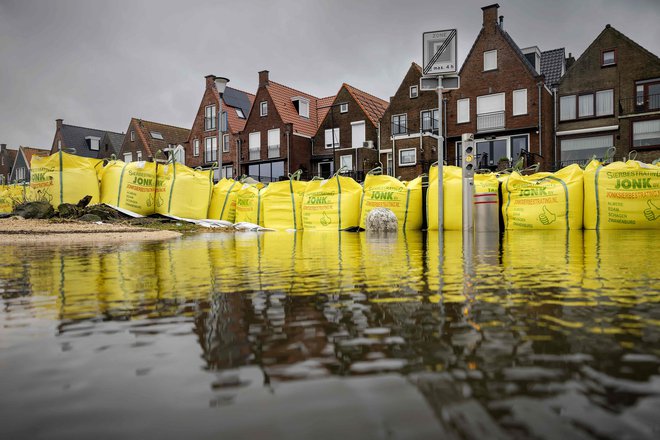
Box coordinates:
[0,218,181,243]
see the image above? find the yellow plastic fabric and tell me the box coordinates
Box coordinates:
[261,178,308,230]
[359,174,423,230]
[0,186,12,213]
[100,160,158,216]
[208,178,241,222]
[302,175,362,230]
[156,163,213,220]
[584,160,660,229]
[234,183,264,225]
[501,164,584,230]
[30,151,102,207]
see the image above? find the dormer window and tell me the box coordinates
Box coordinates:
[85,136,101,150]
[150,131,164,140]
[292,97,310,118]
[235,108,245,119]
[602,49,616,66]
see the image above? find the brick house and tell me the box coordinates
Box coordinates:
[557,25,660,165]
[444,3,559,171]
[50,119,125,160]
[311,83,388,180]
[187,75,255,178]
[9,146,49,183]
[238,70,335,182]
[118,118,190,164]
[379,62,445,180]
[0,144,17,184]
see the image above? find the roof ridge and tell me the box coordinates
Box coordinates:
[268,80,320,101]
[607,25,660,63]
[343,83,388,106]
[133,118,190,132]
[62,123,123,135]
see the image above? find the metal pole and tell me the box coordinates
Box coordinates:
[437,78,444,231]
[217,95,223,180]
[331,108,336,175]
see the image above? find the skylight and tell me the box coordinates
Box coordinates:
[150,131,164,140]
[235,108,245,119]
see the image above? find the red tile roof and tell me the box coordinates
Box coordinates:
[133,119,191,158]
[343,84,389,127]
[266,81,336,137]
[317,96,336,126]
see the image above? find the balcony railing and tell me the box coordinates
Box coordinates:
[619,94,660,115]
[477,111,505,132]
[204,117,216,131]
[249,148,260,161]
[391,123,408,136]
[268,144,279,159]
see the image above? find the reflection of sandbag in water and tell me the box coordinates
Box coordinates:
[98,246,160,308]
[156,163,214,219]
[100,160,158,216]
[234,232,264,291]
[584,160,660,229]
[302,173,362,231]
[501,164,584,230]
[359,172,423,230]
[30,151,103,207]
[157,238,213,300]
[261,231,303,292]
[300,231,362,292]
[208,178,241,222]
[425,231,467,303]
[234,183,264,225]
[261,172,308,230]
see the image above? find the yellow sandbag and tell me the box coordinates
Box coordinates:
[100,160,157,216]
[0,186,12,213]
[261,172,307,230]
[208,178,241,222]
[501,164,583,230]
[156,162,213,220]
[30,151,102,207]
[584,160,660,229]
[359,172,423,230]
[302,173,362,230]
[235,183,264,225]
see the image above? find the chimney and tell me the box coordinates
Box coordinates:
[1,143,6,153]
[481,3,500,28]
[499,15,504,29]
[259,70,270,87]
[56,118,63,130]
[205,74,216,89]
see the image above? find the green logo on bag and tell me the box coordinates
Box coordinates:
[320,211,331,226]
[308,195,329,205]
[371,191,394,200]
[614,178,651,190]
[519,187,548,197]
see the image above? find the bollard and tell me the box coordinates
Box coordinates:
[473,192,499,232]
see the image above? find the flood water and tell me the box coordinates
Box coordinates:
[1,230,659,439]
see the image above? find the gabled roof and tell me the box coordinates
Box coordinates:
[317,96,335,127]
[132,118,190,158]
[343,83,389,127]
[19,146,49,169]
[60,124,124,158]
[540,48,566,87]
[221,87,255,134]
[5,148,17,165]
[102,132,126,155]
[266,80,336,137]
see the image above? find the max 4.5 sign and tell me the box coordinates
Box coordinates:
[423,29,457,75]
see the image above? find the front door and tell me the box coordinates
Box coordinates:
[318,162,333,178]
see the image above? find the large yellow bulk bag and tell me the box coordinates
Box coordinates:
[156,163,213,219]
[234,183,264,225]
[261,172,308,230]
[0,186,12,213]
[30,151,102,207]
[302,173,362,231]
[99,160,157,216]
[208,178,241,222]
[584,160,660,229]
[359,171,423,230]
[501,164,584,230]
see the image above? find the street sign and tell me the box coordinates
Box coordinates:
[423,29,457,76]
[420,74,460,91]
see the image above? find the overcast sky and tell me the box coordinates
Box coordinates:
[1,0,659,150]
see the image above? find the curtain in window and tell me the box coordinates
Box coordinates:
[633,119,660,147]
[579,94,594,117]
[560,95,576,120]
[457,99,469,123]
[476,93,504,114]
[513,89,527,115]
[596,90,613,116]
[561,135,613,161]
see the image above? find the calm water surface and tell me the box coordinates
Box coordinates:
[1,230,659,439]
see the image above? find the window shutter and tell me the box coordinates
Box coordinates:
[513,89,527,115]
[457,99,470,123]
[477,93,505,114]
[268,129,280,146]
[351,122,365,148]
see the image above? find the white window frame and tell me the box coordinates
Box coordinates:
[410,85,419,99]
[513,89,527,116]
[295,98,310,118]
[340,154,353,170]
[86,136,101,150]
[476,92,505,115]
[223,134,230,153]
[457,98,470,123]
[484,50,497,71]
[324,128,340,149]
[340,103,348,113]
[267,128,280,158]
[351,120,366,148]
[235,108,245,119]
[193,139,199,157]
[260,101,268,117]
[124,152,132,163]
[392,113,407,136]
[205,105,216,131]
[249,131,261,160]
[136,151,142,161]
[130,131,135,141]
[398,148,416,167]
[223,165,233,179]
[204,137,217,162]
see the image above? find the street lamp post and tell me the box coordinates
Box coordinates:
[214,76,229,180]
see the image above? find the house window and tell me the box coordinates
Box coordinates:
[249,132,261,160]
[205,105,216,130]
[579,94,594,118]
[635,79,660,111]
[86,136,100,150]
[633,119,660,148]
[292,98,309,118]
[136,151,142,161]
[457,98,470,123]
[260,101,268,117]
[399,148,416,166]
[193,139,200,157]
[421,109,439,133]
[561,135,614,163]
[476,93,505,131]
[223,134,230,153]
[324,128,340,149]
[17,167,26,181]
[484,50,497,71]
[57,140,62,150]
[596,89,614,116]
[386,152,393,176]
[476,139,508,167]
[340,103,348,113]
[560,95,577,120]
[392,114,407,135]
[223,165,233,179]
[124,152,132,163]
[602,49,616,66]
[340,154,353,170]
[150,131,164,140]
[130,131,135,141]
[235,108,245,119]
[511,135,529,160]
[351,121,365,148]
[513,89,527,116]
[204,137,217,162]
[267,129,280,158]
[410,85,418,98]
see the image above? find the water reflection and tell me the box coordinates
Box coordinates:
[1,230,659,438]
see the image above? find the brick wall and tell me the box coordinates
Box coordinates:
[118,120,150,161]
